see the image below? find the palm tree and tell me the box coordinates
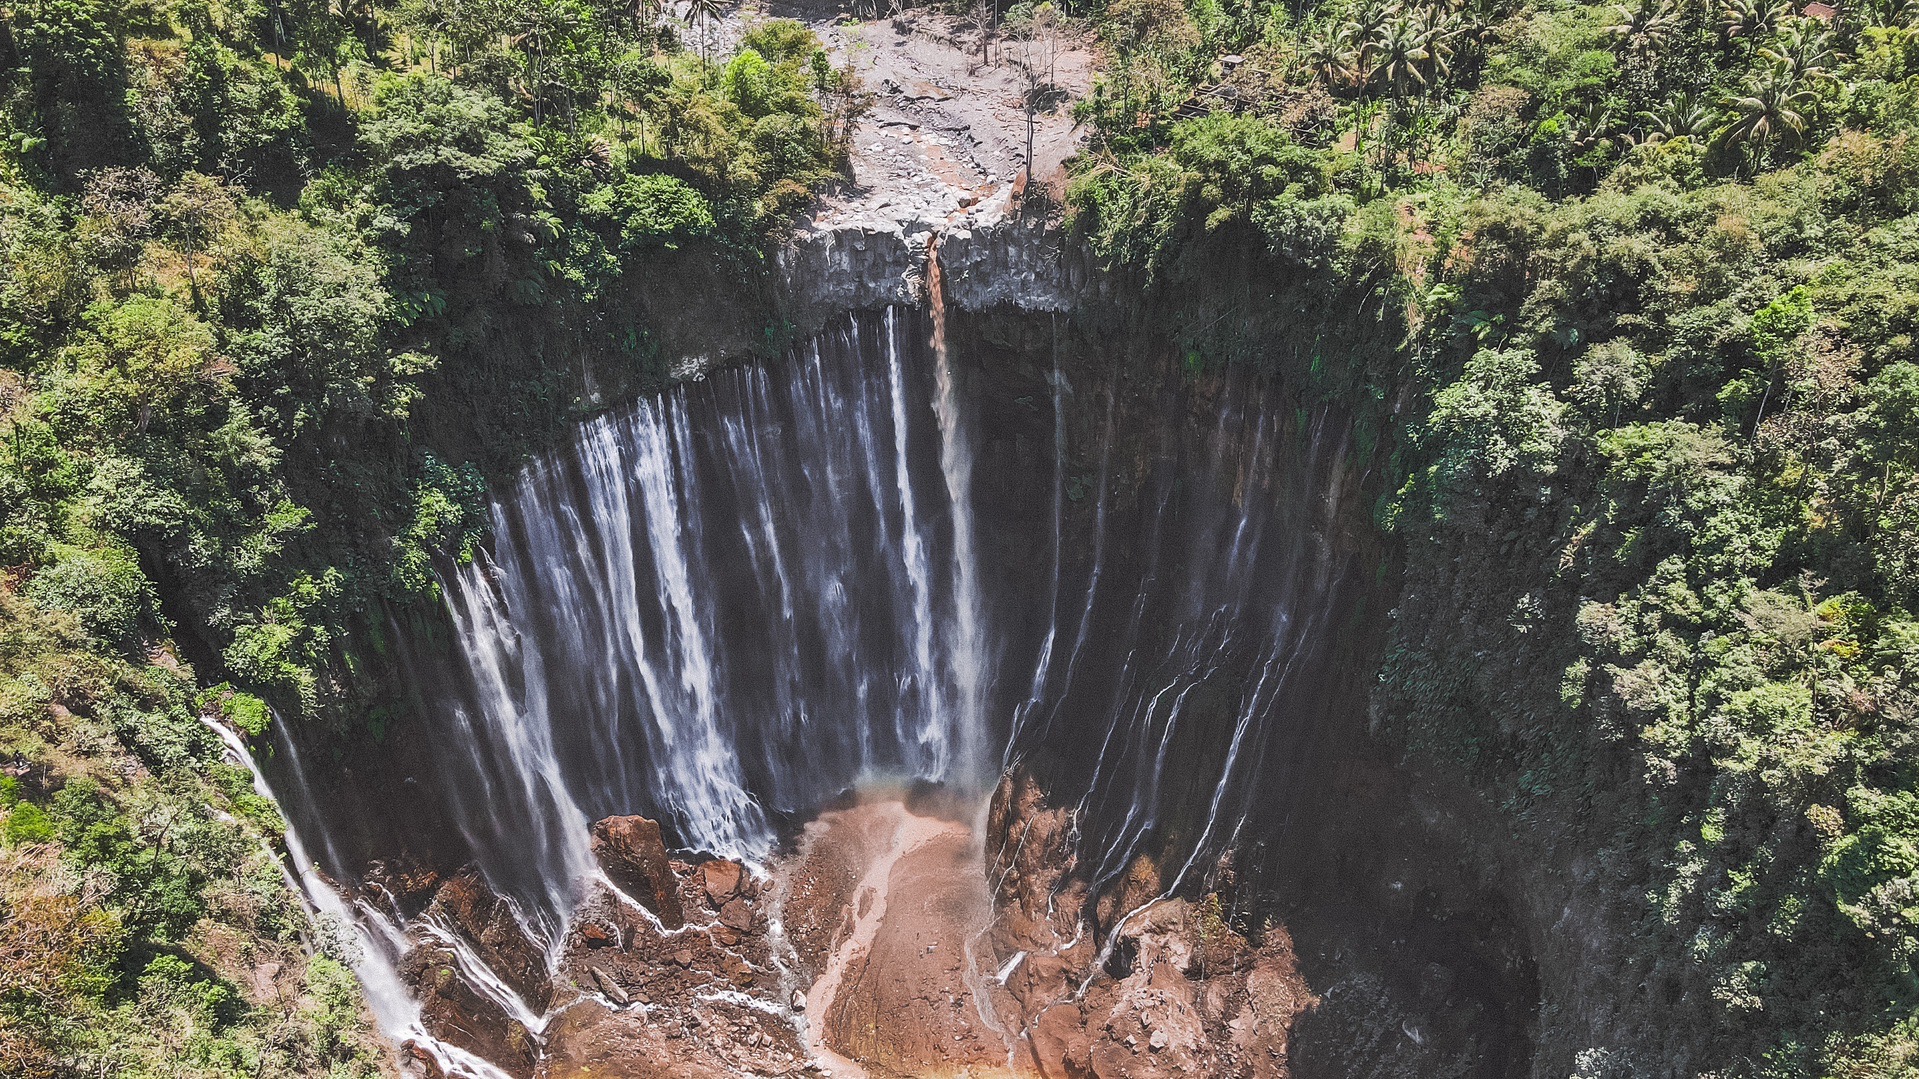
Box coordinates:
[1367,14,1435,99]
[1718,64,1820,163]
[682,0,725,62]
[1609,0,1680,52]
[1411,4,1466,85]
[1760,18,1837,81]
[1301,20,1363,90]
[1860,0,1919,29]
[1636,90,1716,143]
[1347,0,1395,42]
[1720,0,1789,44]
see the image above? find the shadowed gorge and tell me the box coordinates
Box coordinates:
[13,0,1919,1073]
[253,303,1416,1077]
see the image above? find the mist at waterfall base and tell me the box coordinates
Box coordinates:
[259,305,1369,1004]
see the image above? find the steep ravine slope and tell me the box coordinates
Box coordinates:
[247,199,1570,1079]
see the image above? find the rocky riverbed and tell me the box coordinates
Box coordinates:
[375,769,1312,1078]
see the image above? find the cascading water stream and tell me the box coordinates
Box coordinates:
[247,300,1368,1075]
[205,719,520,1079]
[349,307,998,940]
[926,238,990,789]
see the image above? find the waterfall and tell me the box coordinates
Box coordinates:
[205,719,519,1079]
[394,308,994,934]
[249,305,1367,1074]
[926,240,990,789]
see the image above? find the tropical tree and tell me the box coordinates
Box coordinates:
[682,0,725,62]
[1411,3,1468,84]
[1567,98,1620,155]
[1636,89,1715,143]
[1609,0,1681,52]
[1366,14,1434,99]
[507,0,584,125]
[1718,63,1819,164]
[1301,19,1363,90]
[1760,18,1837,80]
[1720,0,1789,46]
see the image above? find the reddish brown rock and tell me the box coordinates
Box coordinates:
[401,942,540,1078]
[400,1039,451,1079]
[363,856,445,914]
[427,868,553,1013]
[590,815,685,929]
[1028,1003,1094,1078]
[718,897,755,933]
[699,859,743,906]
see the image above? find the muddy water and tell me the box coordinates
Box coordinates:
[779,794,1025,1078]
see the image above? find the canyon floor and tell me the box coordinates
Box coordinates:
[388,775,1312,1079]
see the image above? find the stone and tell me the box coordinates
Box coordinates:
[719,897,755,933]
[1028,1004,1094,1079]
[363,856,444,913]
[401,942,539,1076]
[589,966,630,1006]
[590,815,685,929]
[424,868,552,1013]
[699,859,743,906]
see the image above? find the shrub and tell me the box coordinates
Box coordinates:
[25,543,158,649]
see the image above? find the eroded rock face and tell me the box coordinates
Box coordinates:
[401,939,541,1078]
[590,815,684,930]
[984,771,1314,1079]
[772,795,1014,1078]
[542,846,814,1078]
[389,867,548,1077]
[780,200,1089,335]
[425,867,554,1013]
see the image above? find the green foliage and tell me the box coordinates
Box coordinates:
[0,0,849,1072]
[1071,0,1919,1068]
[5,800,57,845]
[25,543,158,649]
[1425,346,1567,484]
[584,172,717,252]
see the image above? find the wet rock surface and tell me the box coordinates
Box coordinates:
[775,792,1018,1078]
[984,772,1313,1079]
[591,815,686,930]
[387,791,1317,1079]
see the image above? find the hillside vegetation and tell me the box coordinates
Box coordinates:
[0,0,857,1072]
[9,0,1919,1072]
[1061,0,1919,1072]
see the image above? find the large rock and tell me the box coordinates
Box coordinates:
[425,867,552,1014]
[590,815,685,929]
[400,942,540,1078]
[699,859,743,906]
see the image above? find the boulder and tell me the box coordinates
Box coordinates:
[426,868,552,1012]
[400,943,539,1077]
[363,855,444,915]
[1027,1003,1094,1079]
[718,897,755,933]
[590,816,685,929]
[699,859,743,906]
